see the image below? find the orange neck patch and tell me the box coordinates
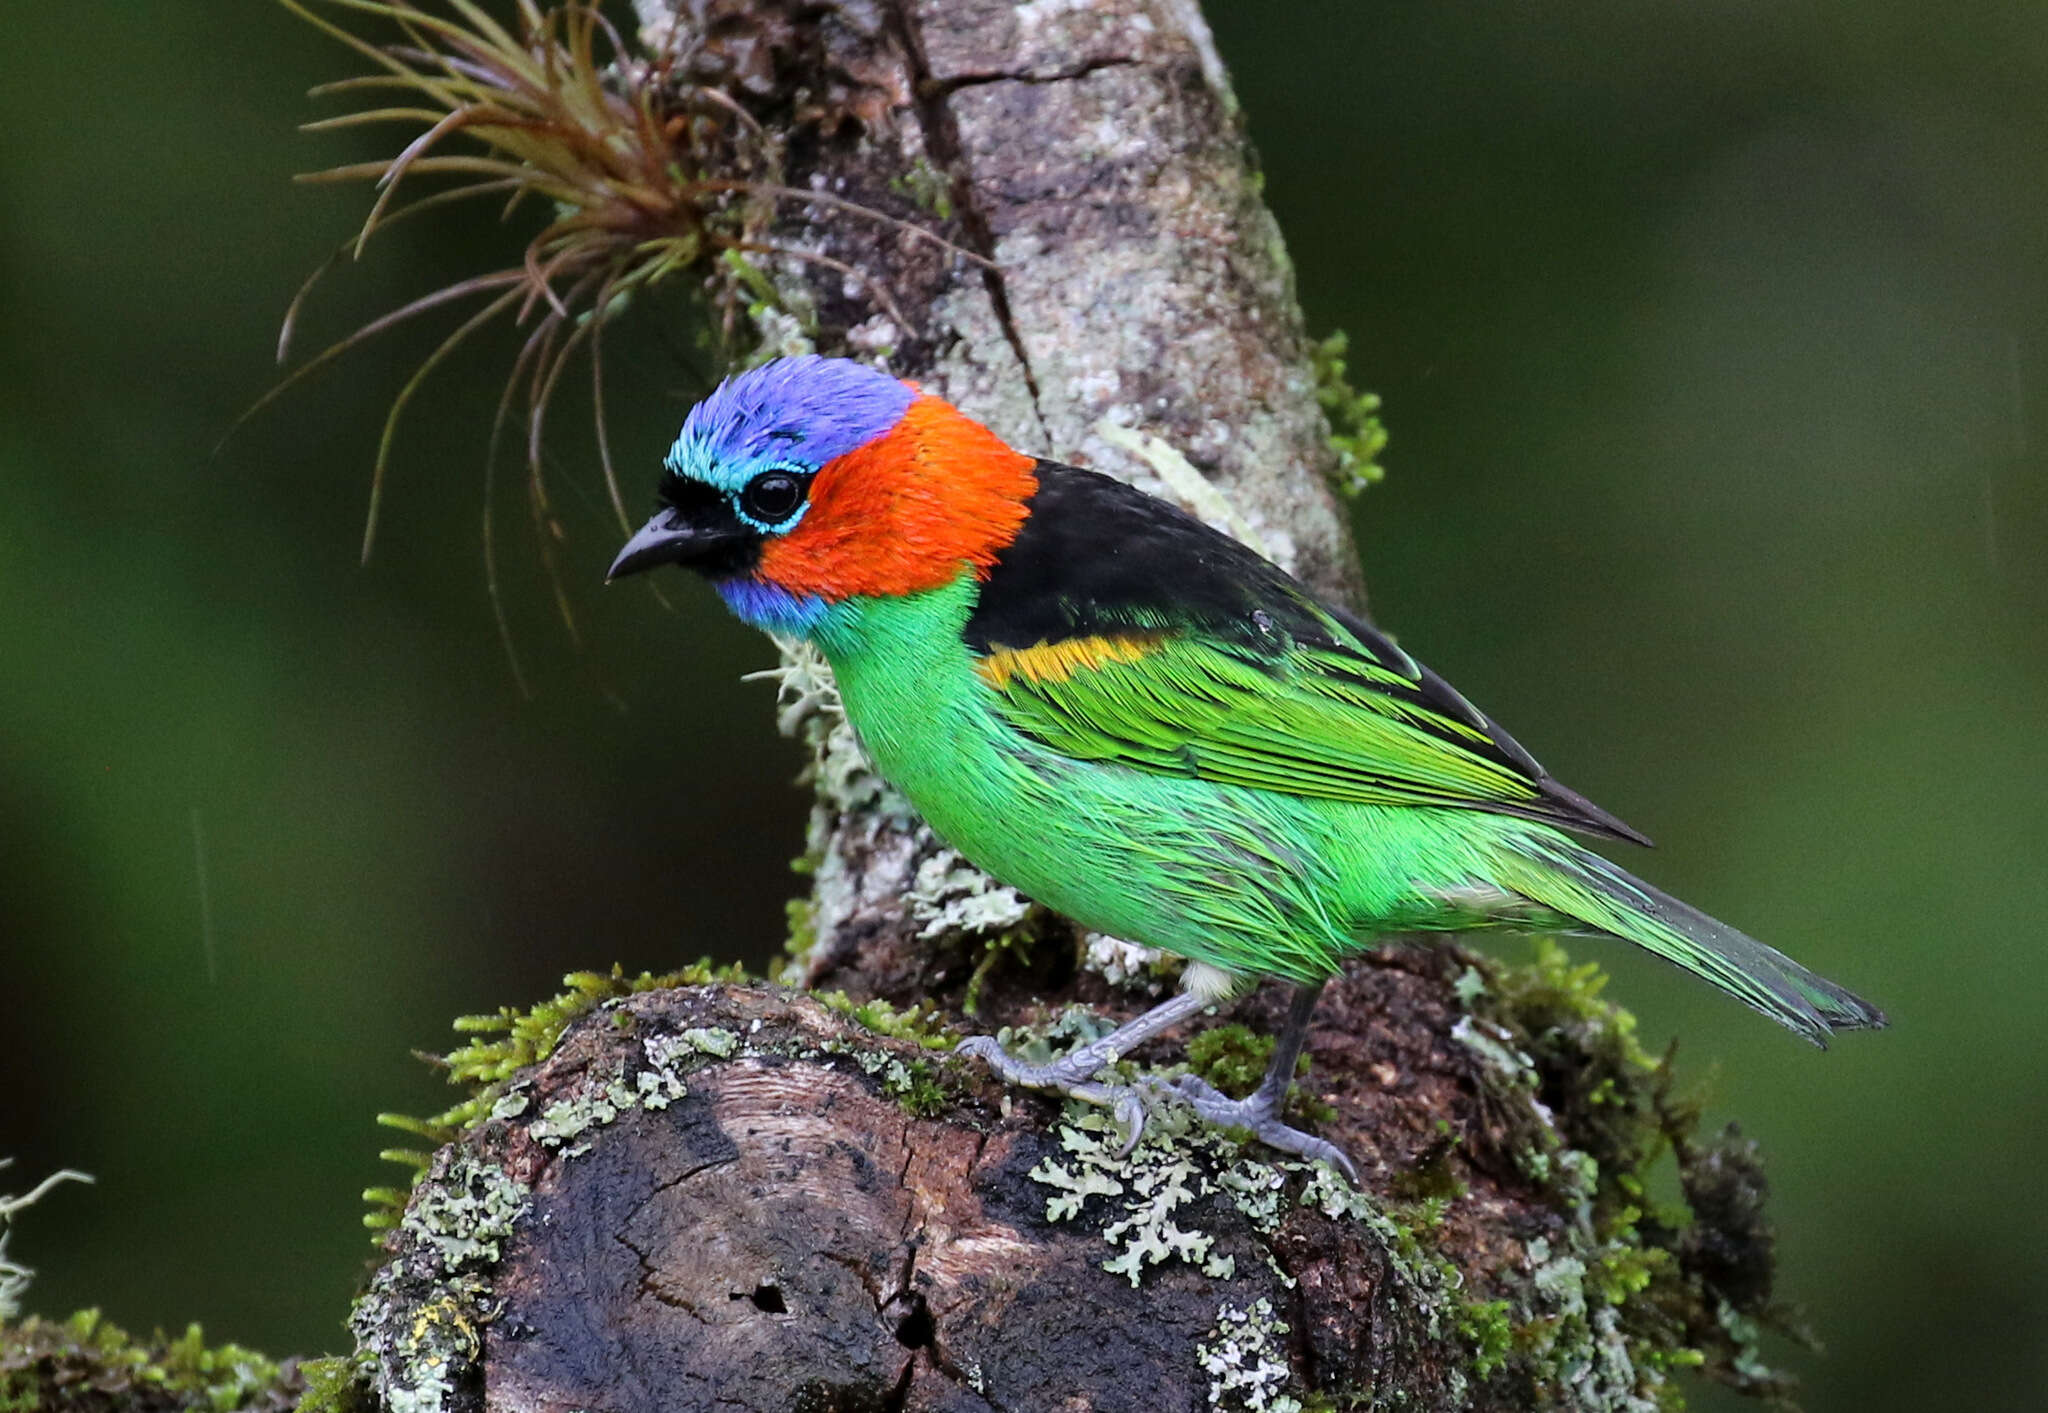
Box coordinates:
[756,394,1038,601]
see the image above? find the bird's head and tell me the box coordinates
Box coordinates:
[608,356,1037,637]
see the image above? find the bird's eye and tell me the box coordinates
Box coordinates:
[739,469,807,525]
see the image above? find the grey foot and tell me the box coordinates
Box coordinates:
[956,1033,1116,1093]
[1167,1074,1359,1182]
[956,1034,1156,1155]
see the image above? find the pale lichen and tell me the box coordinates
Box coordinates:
[811,1035,949,1117]
[907,846,1034,941]
[350,1007,787,1413]
[843,312,902,362]
[1028,1107,1239,1286]
[1450,1012,1542,1091]
[675,1026,742,1059]
[352,1149,530,1413]
[1196,1298,1302,1413]
[980,1004,1122,1068]
[1081,933,1178,993]
[530,1069,641,1154]
[1524,1236,1666,1413]
[529,1018,750,1150]
[1453,964,1489,1007]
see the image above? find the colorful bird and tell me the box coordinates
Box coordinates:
[609,355,1885,1176]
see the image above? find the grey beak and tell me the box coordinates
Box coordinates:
[607,511,699,582]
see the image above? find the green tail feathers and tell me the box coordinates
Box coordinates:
[1498,836,1887,1046]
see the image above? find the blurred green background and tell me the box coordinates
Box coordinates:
[3,2,2043,1407]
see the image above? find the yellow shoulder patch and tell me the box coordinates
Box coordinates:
[975,633,1164,689]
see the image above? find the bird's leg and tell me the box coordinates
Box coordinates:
[1168,980,1358,1181]
[957,988,1210,1092]
[956,989,1213,1147]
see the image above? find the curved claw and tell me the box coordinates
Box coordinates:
[1277,1130,1359,1184]
[958,1031,1154,1146]
[1113,1087,1151,1158]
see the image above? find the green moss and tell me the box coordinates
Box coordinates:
[892,1059,949,1119]
[809,1032,959,1117]
[1184,1024,1275,1094]
[813,991,955,1050]
[1466,938,1668,1221]
[1298,1166,1464,1323]
[363,962,748,1234]
[1441,939,1799,1406]
[1311,331,1388,497]
[1586,1215,1672,1306]
[1496,939,1657,1069]
[1456,1298,1515,1380]
[887,158,954,219]
[782,895,817,965]
[1182,1025,1324,1127]
[888,1054,943,1107]
[0,1309,294,1413]
[290,1356,371,1413]
[444,963,748,1115]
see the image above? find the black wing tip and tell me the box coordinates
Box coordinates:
[1537,779,1656,848]
[1820,996,1890,1034]
[1784,987,1889,1048]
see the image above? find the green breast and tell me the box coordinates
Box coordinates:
[815,579,1051,852]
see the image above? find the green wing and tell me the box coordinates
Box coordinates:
[973,597,1647,844]
[965,462,1648,844]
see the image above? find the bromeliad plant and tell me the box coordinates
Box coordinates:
[263,0,964,680]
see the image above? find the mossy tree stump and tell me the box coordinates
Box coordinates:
[325,943,1788,1413]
